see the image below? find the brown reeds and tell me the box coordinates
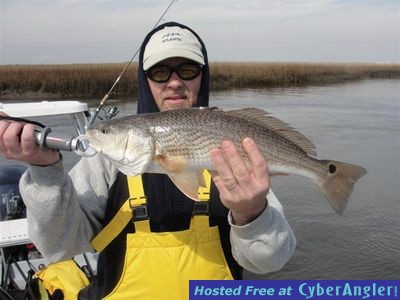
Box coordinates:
[209,62,400,90]
[0,62,399,100]
[0,63,137,99]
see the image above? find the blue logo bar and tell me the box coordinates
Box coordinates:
[189,280,399,300]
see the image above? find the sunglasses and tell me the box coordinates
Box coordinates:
[145,63,203,83]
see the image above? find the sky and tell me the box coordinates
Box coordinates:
[0,0,399,64]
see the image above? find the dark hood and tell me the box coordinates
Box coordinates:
[134,22,212,232]
[136,21,209,114]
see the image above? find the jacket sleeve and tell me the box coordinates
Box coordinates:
[228,189,296,274]
[19,154,118,263]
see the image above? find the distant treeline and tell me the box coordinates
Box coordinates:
[0,62,399,100]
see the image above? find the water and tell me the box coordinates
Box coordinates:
[1,79,399,279]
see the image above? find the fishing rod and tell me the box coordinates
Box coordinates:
[87,0,178,127]
[0,1,178,157]
[0,114,94,156]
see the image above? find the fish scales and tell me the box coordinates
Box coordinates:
[151,108,314,174]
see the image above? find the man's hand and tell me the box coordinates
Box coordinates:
[210,137,269,226]
[0,112,60,166]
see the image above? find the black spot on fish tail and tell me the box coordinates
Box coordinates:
[316,160,367,215]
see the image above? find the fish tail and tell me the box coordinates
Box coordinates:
[316,160,367,215]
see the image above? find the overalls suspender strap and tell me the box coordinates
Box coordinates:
[127,176,151,233]
[90,171,212,252]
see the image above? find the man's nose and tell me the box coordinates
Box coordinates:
[166,72,184,88]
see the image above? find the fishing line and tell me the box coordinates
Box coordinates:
[0,1,178,155]
[87,0,178,127]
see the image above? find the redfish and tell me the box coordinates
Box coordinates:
[86,107,367,215]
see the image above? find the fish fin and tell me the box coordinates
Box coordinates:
[316,160,367,215]
[155,154,187,173]
[169,171,200,201]
[225,108,317,156]
[197,171,207,187]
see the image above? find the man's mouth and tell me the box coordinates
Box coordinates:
[165,95,187,100]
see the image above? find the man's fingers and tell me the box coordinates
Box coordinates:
[3,122,23,154]
[242,137,269,182]
[220,140,253,188]
[210,147,240,194]
[210,147,235,185]
[21,124,38,155]
[210,139,270,203]
[0,120,9,153]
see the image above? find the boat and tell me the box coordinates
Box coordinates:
[0,101,98,298]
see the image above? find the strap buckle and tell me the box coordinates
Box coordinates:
[192,201,210,216]
[129,198,149,221]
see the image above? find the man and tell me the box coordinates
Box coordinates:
[0,22,295,299]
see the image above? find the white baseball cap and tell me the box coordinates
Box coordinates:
[143,26,205,71]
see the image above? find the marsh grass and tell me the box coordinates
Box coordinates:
[0,62,398,99]
[0,63,137,99]
[209,62,400,89]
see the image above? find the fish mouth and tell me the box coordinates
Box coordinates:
[87,142,102,154]
[84,133,102,153]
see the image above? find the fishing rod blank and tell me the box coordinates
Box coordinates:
[87,0,178,127]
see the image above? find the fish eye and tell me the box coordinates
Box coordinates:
[328,163,337,174]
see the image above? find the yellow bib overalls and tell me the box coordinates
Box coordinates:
[91,171,233,300]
